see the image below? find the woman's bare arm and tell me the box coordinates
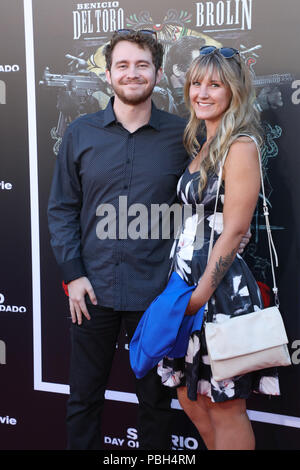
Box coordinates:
[185,137,260,315]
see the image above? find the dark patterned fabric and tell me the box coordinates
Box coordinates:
[158,164,280,402]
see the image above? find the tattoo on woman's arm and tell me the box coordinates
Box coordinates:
[211,249,236,289]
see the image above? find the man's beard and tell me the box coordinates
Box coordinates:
[111,79,156,105]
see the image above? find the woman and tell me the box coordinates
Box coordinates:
[158,46,280,450]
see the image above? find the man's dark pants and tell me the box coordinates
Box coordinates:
[66,304,173,450]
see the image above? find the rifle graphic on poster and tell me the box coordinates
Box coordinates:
[39,67,105,142]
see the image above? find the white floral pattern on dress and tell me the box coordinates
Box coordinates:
[258,376,280,395]
[186,334,201,364]
[174,214,198,281]
[207,212,223,235]
[211,377,235,401]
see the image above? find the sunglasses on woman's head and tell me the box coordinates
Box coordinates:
[199,46,239,58]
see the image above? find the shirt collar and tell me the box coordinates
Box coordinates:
[103,97,117,127]
[103,97,161,131]
[148,102,161,131]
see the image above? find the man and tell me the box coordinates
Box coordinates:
[48,30,190,450]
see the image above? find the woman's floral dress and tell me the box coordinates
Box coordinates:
[157,164,280,403]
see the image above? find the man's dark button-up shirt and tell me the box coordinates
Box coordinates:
[48,98,189,310]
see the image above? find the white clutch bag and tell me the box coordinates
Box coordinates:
[205,306,291,381]
[204,134,291,382]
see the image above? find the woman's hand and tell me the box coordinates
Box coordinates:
[185,291,203,316]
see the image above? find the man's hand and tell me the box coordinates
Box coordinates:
[67,276,97,325]
[238,228,252,254]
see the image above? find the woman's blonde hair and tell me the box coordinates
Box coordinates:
[183,50,263,198]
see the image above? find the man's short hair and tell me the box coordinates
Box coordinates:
[104,31,164,72]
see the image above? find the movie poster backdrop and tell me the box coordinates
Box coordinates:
[1,0,300,450]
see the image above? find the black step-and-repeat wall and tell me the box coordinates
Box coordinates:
[1,0,300,450]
